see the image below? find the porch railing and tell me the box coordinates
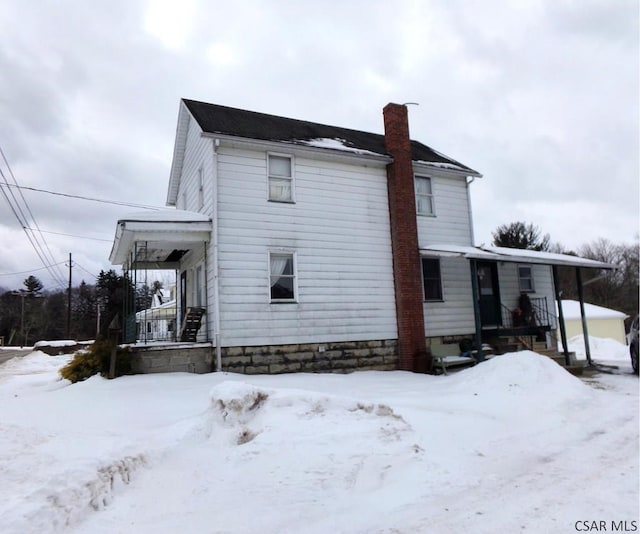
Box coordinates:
[497,296,559,349]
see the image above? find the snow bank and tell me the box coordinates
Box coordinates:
[567,335,630,362]
[1,349,637,534]
[34,340,78,348]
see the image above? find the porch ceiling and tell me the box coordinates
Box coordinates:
[420,244,615,269]
[109,210,212,267]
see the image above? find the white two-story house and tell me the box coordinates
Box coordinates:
[109,100,611,374]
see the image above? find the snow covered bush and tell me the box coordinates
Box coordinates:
[60,338,131,383]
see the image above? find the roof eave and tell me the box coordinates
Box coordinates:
[166,101,193,207]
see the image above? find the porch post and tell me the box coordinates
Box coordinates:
[552,265,570,366]
[470,259,484,361]
[575,267,593,366]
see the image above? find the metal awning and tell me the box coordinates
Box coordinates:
[109,209,212,268]
[420,244,615,270]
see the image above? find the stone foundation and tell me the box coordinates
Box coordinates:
[221,339,398,374]
[129,344,214,374]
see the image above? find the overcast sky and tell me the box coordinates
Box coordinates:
[0,0,638,292]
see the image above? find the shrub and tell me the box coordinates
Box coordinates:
[60,338,131,383]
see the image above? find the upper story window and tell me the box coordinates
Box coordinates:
[270,252,296,302]
[415,176,434,216]
[268,154,294,202]
[422,257,443,301]
[518,265,535,293]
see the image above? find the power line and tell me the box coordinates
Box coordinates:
[0,147,67,286]
[25,227,113,242]
[0,261,68,277]
[1,182,164,210]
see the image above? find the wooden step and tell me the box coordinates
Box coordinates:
[180,307,206,342]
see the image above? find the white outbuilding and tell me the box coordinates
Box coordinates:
[557,300,629,345]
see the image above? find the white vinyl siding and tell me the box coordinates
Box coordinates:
[423,257,475,336]
[415,169,473,246]
[216,145,396,346]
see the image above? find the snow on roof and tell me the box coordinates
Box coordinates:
[558,300,628,320]
[420,244,615,268]
[117,209,211,223]
[295,138,382,157]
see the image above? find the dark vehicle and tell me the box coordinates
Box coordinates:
[629,315,639,375]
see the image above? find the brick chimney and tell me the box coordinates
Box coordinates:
[383,103,428,372]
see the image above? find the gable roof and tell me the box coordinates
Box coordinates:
[182,99,480,174]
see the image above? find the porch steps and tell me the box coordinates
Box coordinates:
[179,307,205,342]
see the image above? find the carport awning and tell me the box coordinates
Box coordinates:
[109,209,212,268]
[420,244,615,269]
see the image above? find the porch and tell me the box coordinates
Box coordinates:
[109,209,213,345]
[420,243,616,368]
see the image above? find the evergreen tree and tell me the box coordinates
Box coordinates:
[492,221,551,251]
[23,275,44,294]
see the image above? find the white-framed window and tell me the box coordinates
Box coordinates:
[415,176,435,216]
[269,251,296,302]
[422,257,443,301]
[197,166,204,210]
[518,265,535,293]
[268,154,294,202]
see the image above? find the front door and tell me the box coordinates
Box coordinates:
[477,261,501,327]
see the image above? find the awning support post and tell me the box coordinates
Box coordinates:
[552,265,570,366]
[575,267,592,366]
[470,259,484,361]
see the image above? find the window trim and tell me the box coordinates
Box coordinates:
[268,250,297,303]
[415,175,435,216]
[518,265,535,293]
[267,153,295,203]
[421,257,444,302]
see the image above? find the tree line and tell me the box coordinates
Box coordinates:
[0,270,161,346]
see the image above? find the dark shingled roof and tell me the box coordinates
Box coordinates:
[182,99,477,174]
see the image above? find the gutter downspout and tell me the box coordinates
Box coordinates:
[466,176,476,246]
[212,138,222,371]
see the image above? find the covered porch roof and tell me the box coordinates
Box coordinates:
[109,209,212,269]
[419,244,615,270]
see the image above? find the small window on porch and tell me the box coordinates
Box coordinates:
[422,258,443,301]
[518,265,534,292]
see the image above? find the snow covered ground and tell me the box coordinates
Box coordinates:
[0,340,637,533]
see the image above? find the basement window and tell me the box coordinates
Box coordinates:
[270,252,296,302]
[415,176,434,216]
[422,257,443,301]
[268,154,294,202]
[518,265,535,293]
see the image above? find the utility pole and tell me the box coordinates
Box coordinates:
[11,291,27,347]
[66,252,72,339]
